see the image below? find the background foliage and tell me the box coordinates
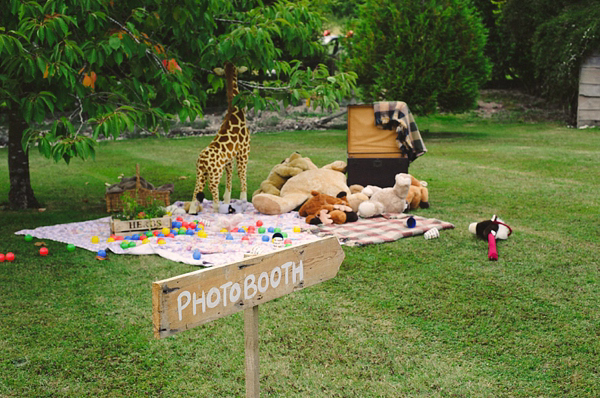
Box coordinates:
[341,0,491,114]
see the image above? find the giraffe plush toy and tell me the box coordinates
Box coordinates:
[191,62,250,213]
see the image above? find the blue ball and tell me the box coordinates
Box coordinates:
[193,250,202,260]
[97,249,107,258]
[132,234,140,240]
[262,235,270,242]
[125,235,132,240]
[268,227,275,233]
[186,229,194,235]
[158,233,165,237]
[226,234,234,240]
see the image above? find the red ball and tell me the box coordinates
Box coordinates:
[0,253,5,262]
[39,247,48,256]
[256,220,263,227]
[6,252,15,262]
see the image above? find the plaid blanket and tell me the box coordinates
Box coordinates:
[373,101,427,161]
[311,213,454,247]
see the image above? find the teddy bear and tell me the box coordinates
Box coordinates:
[252,160,368,215]
[406,175,430,211]
[298,190,359,225]
[357,173,412,218]
[252,152,318,198]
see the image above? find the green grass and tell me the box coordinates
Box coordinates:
[1,116,599,397]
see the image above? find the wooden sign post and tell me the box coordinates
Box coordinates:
[152,236,344,397]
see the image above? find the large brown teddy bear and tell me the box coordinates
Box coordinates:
[252,160,368,215]
[252,152,318,197]
[298,191,359,225]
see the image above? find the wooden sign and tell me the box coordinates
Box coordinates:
[152,236,344,339]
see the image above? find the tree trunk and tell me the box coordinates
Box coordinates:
[8,111,40,209]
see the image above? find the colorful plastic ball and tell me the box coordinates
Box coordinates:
[97,249,107,258]
[197,231,207,238]
[146,231,153,237]
[125,236,132,240]
[0,253,4,262]
[274,227,281,233]
[132,234,140,240]
[283,232,288,238]
[220,228,228,233]
[128,241,137,248]
[157,238,166,245]
[6,252,15,262]
[91,236,100,244]
[241,236,249,242]
[39,247,49,256]
[153,230,160,236]
[158,232,165,237]
[262,235,270,242]
[176,216,184,222]
[107,237,115,243]
[258,227,266,234]
[115,236,124,241]
[67,244,76,252]
[247,226,255,234]
[25,234,33,242]
[161,227,169,235]
[120,242,129,249]
[189,222,197,229]
[186,230,194,235]
[193,250,202,260]
[178,229,186,235]
[268,227,275,233]
[256,220,263,227]
[293,226,301,233]
[226,234,234,240]
[168,233,175,238]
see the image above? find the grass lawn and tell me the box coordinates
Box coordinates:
[1,114,599,396]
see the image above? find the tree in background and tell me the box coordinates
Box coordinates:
[0,0,357,209]
[493,0,600,120]
[341,0,491,114]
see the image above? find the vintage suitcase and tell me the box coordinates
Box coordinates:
[347,104,409,187]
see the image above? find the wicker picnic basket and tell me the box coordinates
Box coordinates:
[105,164,171,212]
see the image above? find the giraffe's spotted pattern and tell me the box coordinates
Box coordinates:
[193,62,250,211]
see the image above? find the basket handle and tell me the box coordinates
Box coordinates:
[135,164,141,195]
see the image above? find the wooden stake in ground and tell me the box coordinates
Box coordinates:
[152,236,344,397]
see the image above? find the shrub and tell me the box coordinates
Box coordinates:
[342,0,491,114]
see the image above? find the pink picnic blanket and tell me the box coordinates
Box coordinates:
[310,213,454,246]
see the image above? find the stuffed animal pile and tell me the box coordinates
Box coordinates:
[252,156,368,215]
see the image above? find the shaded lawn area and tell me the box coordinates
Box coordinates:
[1,116,599,396]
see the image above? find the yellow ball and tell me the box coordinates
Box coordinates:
[91,236,99,244]
[162,227,170,235]
[107,237,115,243]
[293,226,301,233]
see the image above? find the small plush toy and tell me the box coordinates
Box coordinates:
[298,191,358,225]
[406,175,430,211]
[469,215,512,261]
[357,173,412,218]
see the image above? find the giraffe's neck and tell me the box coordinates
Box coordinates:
[224,62,239,112]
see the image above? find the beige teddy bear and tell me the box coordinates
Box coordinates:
[252,152,318,198]
[357,173,412,218]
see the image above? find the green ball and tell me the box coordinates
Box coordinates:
[120,242,129,249]
[25,234,33,242]
[128,241,137,248]
[274,227,281,233]
[66,244,76,252]
[258,227,266,234]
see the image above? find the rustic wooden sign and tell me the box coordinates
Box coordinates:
[152,236,344,339]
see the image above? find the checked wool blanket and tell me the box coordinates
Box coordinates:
[311,213,454,247]
[373,101,427,161]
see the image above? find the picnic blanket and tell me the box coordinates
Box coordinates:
[373,101,427,161]
[15,201,454,266]
[15,200,320,267]
[310,213,454,247]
